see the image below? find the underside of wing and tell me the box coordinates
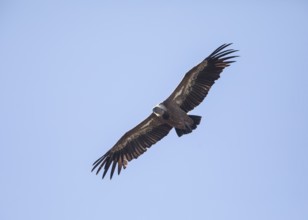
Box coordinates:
[166,43,238,112]
[92,114,172,179]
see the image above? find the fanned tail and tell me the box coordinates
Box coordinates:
[175,115,201,137]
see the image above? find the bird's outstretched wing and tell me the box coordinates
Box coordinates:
[165,43,238,112]
[92,114,172,179]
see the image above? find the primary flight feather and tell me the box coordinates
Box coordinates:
[92,43,238,179]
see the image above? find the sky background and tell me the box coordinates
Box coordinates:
[1,1,308,220]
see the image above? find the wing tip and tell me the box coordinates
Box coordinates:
[92,151,128,180]
[207,43,238,64]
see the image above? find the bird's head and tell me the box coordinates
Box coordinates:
[153,104,169,119]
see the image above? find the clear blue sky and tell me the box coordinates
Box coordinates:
[1,1,307,220]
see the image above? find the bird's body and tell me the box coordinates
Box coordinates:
[92,43,238,179]
[154,102,197,131]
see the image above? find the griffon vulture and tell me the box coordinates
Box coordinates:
[92,43,238,179]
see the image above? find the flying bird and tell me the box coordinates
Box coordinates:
[92,43,238,179]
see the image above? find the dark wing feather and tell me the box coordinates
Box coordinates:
[92,114,172,179]
[165,43,238,112]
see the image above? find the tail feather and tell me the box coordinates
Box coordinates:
[189,115,201,129]
[175,115,201,137]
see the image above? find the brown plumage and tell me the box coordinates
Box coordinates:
[92,114,172,179]
[92,43,238,179]
[165,44,237,112]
